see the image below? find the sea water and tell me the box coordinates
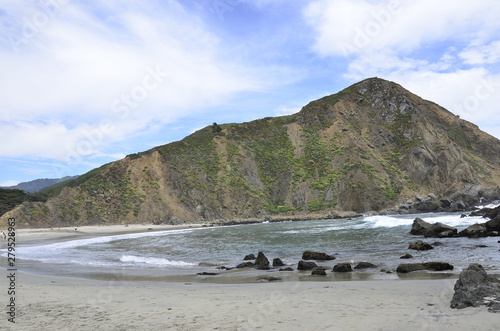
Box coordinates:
[7,211,500,281]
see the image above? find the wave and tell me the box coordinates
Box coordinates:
[120,255,196,267]
[14,228,196,258]
[362,214,486,229]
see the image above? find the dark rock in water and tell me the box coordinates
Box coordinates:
[431,241,443,246]
[485,216,500,234]
[450,263,500,313]
[460,214,468,218]
[333,263,353,272]
[396,262,453,273]
[424,222,457,238]
[408,240,434,251]
[243,254,256,260]
[279,267,294,271]
[297,260,318,270]
[354,262,377,269]
[400,253,413,259]
[254,251,270,269]
[410,218,431,235]
[236,262,254,268]
[311,267,327,276]
[272,258,284,267]
[459,223,488,238]
[302,250,336,261]
[197,272,219,276]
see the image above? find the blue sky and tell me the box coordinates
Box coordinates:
[1,0,499,186]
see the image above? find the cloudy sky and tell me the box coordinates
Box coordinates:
[1,0,499,186]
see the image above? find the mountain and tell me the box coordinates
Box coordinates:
[2,78,500,228]
[1,176,79,193]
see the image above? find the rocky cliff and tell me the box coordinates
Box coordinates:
[3,78,500,227]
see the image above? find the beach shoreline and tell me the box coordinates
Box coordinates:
[1,271,497,330]
[1,222,499,330]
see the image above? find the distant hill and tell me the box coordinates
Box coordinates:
[2,78,500,228]
[2,176,79,193]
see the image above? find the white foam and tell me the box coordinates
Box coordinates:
[362,214,486,229]
[120,255,195,267]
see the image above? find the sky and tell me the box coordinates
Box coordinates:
[0,0,499,186]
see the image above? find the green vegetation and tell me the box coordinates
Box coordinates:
[0,188,47,216]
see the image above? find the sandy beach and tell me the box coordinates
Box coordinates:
[1,225,498,330]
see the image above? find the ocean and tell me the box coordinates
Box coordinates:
[9,209,500,282]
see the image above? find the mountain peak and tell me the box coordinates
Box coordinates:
[3,79,500,227]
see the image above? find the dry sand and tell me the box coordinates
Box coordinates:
[1,225,498,330]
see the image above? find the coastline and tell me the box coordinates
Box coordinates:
[1,221,498,329]
[3,271,497,330]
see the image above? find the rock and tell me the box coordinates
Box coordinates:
[333,263,353,272]
[459,223,488,238]
[297,261,318,270]
[279,267,294,271]
[302,250,336,261]
[485,216,500,234]
[196,272,219,276]
[243,254,256,260]
[354,262,377,270]
[424,222,458,238]
[311,267,327,276]
[272,258,284,267]
[396,262,454,273]
[400,253,413,259]
[408,240,434,251]
[450,263,500,313]
[236,262,254,268]
[254,251,270,269]
[410,218,431,235]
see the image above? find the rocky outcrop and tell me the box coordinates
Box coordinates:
[311,267,327,276]
[459,224,488,238]
[272,258,284,267]
[254,252,270,270]
[243,254,256,260]
[408,240,434,251]
[297,261,318,271]
[424,222,457,238]
[333,263,353,272]
[450,264,500,313]
[410,218,431,235]
[396,262,454,273]
[302,250,336,261]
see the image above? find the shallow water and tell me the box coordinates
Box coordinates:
[7,212,500,281]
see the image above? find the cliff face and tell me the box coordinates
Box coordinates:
[3,78,500,227]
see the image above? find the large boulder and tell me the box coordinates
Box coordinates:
[410,218,431,235]
[408,240,434,251]
[333,263,353,272]
[297,260,318,270]
[396,262,454,273]
[485,216,500,235]
[450,264,500,313]
[302,250,336,261]
[424,222,457,238]
[311,267,327,276]
[254,251,270,269]
[458,223,488,238]
[272,258,284,267]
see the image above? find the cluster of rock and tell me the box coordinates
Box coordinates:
[450,264,500,313]
[410,205,500,238]
[396,194,472,214]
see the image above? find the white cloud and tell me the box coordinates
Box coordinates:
[304,0,500,57]
[0,0,294,162]
[304,0,500,138]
